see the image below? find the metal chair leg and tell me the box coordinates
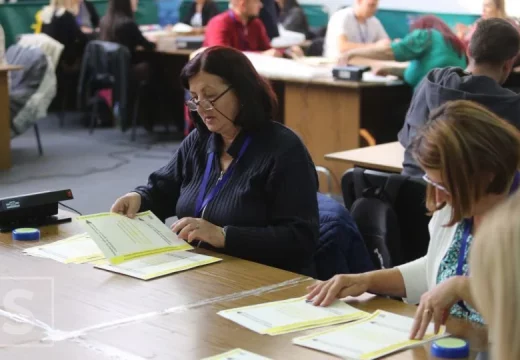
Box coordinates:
[34,124,43,156]
[131,84,143,142]
[89,98,98,134]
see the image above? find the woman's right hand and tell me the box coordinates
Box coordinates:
[110,192,142,218]
[306,273,370,307]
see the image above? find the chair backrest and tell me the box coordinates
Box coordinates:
[342,168,430,266]
[314,192,374,281]
[17,33,64,69]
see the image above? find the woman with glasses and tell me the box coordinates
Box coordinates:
[110,46,319,275]
[307,100,520,338]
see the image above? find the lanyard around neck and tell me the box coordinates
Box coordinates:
[194,136,252,218]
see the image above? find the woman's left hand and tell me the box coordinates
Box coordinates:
[410,277,463,340]
[171,217,225,248]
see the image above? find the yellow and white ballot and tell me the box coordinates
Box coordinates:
[23,233,105,264]
[293,310,447,359]
[218,296,368,335]
[77,211,192,264]
[202,348,271,360]
[95,251,221,280]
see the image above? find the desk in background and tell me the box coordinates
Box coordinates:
[0,210,487,359]
[326,141,405,173]
[0,64,24,170]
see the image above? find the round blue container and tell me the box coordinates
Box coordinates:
[12,228,41,241]
[431,338,470,359]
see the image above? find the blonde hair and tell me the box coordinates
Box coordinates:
[491,0,507,18]
[412,100,520,226]
[470,190,520,360]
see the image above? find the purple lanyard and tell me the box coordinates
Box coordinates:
[228,10,250,51]
[194,136,252,218]
[357,20,368,44]
[456,171,520,312]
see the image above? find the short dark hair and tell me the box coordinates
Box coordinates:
[469,18,520,65]
[180,46,278,134]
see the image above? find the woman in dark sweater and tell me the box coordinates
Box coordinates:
[180,0,219,28]
[275,0,309,36]
[111,46,319,275]
[99,0,156,57]
[40,0,88,66]
[76,0,100,33]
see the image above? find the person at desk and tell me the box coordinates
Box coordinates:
[40,0,88,67]
[180,0,219,29]
[341,15,467,88]
[76,0,100,34]
[323,0,389,60]
[471,191,520,360]
[307,100,520,339]
[399,18,520,178]
[275,0,309,36]
[110,46,319,275]
[203,0,302,57]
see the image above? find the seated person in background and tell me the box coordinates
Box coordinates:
[76,0,100,34]
[203,0,302,57]
[323,0,389,60]
[470,191,520,360]
[99,0,156,55]
[260,0,280,39]
[400,18,520,178]
[307,100,520,339]
[40,0,88,67]
[180,0,219,29]
[341,15,467,88]
[111,46,319,275]
[275,0,309,36]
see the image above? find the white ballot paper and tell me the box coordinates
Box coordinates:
[77,211,192,264]
[23,233,104,264]
[95,251,221,280]
[218,296,369,335]
[293,310,447,359]
[202,348,271,360]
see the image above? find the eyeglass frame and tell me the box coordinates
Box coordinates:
[422,174,450,194]
[186,86,232,112]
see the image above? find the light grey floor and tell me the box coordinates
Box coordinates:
[1,113,182,216]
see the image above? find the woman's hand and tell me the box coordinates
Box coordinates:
[410,276,464,340]
[110,192,142,218]
[306,274,370,307]
[171,217,225,248]
[371,65,391,77]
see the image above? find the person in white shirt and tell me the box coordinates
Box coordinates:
[323,0,389,59]
[307,100,520,340]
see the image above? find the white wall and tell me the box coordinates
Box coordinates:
[299,0,520,17]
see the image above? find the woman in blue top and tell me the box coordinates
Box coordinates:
[340,15,467,88]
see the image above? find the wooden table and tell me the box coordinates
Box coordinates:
[268,76,411,192]
[326,141,405,173]
[0,210,487,359]
[0,64,23,171]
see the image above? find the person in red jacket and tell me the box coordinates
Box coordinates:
[203,0,301,57]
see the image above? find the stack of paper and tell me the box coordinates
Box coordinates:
[293,310,447,359]
[202,349,271,360]
[95,251,221,280]
[218,296,368,335]
[23,233,104,264]
[77,211,193,265]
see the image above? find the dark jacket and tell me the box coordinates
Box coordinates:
[99,17,156,58]
[399,67,520,177]
[180,1,219,27]
[314,193,374,280]
[82,0,100,28]
[278,6,309,36]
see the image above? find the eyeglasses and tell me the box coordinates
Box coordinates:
[186,86,232,112]
[422,174,450,194]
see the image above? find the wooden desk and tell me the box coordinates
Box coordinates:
[0,211,487,359]
[0,64,23,171]
[326,141,405,173]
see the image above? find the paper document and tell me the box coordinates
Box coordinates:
[95,251,221,280]
[23,233,104,264]
[77,211,192,264]
[293,310,447,359]
[218,296,368,335]
[202,348,271,360]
